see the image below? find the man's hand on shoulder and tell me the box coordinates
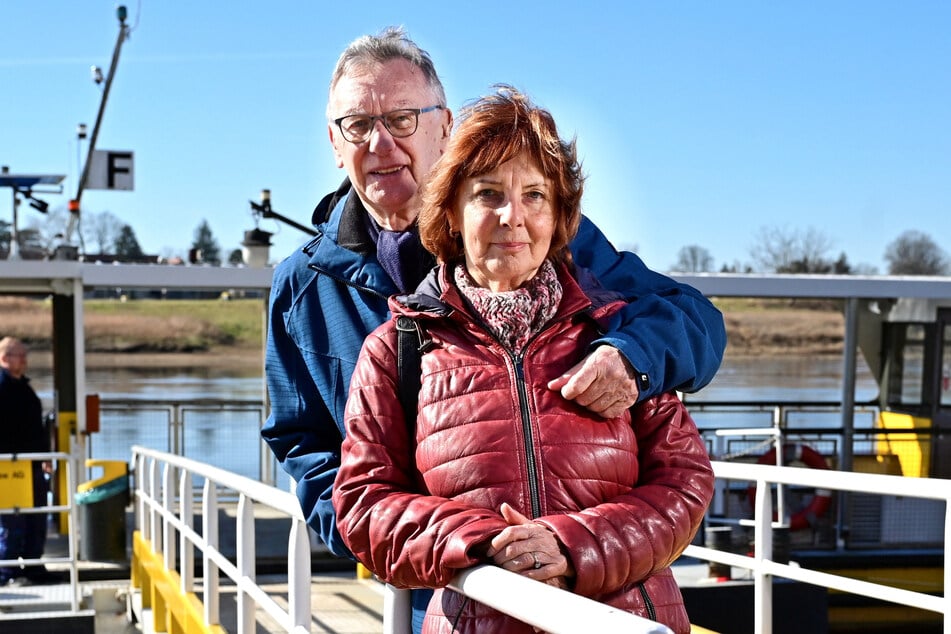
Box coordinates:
[547,346,639,418]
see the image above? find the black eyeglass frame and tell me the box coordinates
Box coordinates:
[333,105,444,144]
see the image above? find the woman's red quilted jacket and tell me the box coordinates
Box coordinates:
[333,264,714,634]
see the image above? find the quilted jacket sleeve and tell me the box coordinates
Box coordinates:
[536,392,714,598]
[332,323,510,589]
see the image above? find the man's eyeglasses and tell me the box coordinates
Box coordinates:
[333,105,443,144]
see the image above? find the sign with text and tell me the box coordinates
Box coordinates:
[87,150,134,190]
[0,460,34,509]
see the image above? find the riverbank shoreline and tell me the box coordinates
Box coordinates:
[27,346,265,370]
[3,296,847,366]
[23,310,845,371]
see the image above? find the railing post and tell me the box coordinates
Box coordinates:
[236,494,255,634]
[288,518,312,630]
[384,585,412,634]
[202,477,220,625]
[839,297,859,548]
[171,404,182,456]
[65,454,81,611]
[162,463,176,571]
[753,475,773,634]
[179,470,194,593]
[149,458,161,553]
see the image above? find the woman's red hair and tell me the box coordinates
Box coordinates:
[419,85,584,264]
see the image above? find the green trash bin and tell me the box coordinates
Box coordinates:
[75,459,130,561]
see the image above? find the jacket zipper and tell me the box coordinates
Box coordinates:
[488,304,593,520]
[512,357,542,518]
[637,583,656,621]
[308,263,391,301]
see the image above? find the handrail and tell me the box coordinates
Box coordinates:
[687,460,951,634]
[0,451,81,611]
[449,565,672,634]
[131,445,312,634]
[130,445,676,634]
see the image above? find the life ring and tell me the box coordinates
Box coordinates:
[747,443,832,531]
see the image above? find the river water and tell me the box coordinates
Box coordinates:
[25,355,880,484]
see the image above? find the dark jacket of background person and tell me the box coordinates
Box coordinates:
[0,367,48,465]
[262,180,725,557]
[333,262,715,634]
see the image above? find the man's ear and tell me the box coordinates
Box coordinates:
[329,124,345,168]
[442,108,453,139]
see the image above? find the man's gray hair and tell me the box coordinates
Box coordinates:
[327,26,447,119]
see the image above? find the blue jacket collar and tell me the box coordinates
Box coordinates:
[303,186,398,296]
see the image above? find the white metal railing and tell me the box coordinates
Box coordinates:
[686,459,951,634]
[131,446,675,634]
[0,451,81,611]
[131,445,313,634]
[382,566,673,634]
[132,445,951,634]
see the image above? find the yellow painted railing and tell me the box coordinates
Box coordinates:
[132,530,226,634]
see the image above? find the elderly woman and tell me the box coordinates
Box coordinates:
[333,86,713,634]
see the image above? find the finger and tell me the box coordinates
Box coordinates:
[486,533,548,561]
[488,528,553,562]
[547,373,569,391]
[594,400,632,419]
[486,524,533,557]
[490,530,561,565]
[557,360,597,402]
[500,503,532,526]
[583,393,635,418]
[494,550,538,571]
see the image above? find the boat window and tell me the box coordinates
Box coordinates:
[898,324,925,406]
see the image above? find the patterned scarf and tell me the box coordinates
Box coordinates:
[453,259,563,355]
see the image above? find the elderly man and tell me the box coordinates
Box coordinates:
[0,337,51,587]
[261,26,725,630]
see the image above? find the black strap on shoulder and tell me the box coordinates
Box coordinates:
[396,315,424,438]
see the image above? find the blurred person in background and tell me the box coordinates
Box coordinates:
[0,337,54,586]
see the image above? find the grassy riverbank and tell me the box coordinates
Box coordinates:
[0,296,845,362]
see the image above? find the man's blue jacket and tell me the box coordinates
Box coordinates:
[261,182,726,557]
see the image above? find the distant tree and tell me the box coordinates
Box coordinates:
[114,224,145,261]
[884,230,950,275]
[719,261,754,273]
[777,252,852,274]
[191,220,221,265]
[228,248,244,266]
[25,207,69,252]
[673,245,714,272]
[831,253,852,274]
[81,210,124,253]
[750,226,839,273]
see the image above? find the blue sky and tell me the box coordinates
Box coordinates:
[2,1,949,273]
